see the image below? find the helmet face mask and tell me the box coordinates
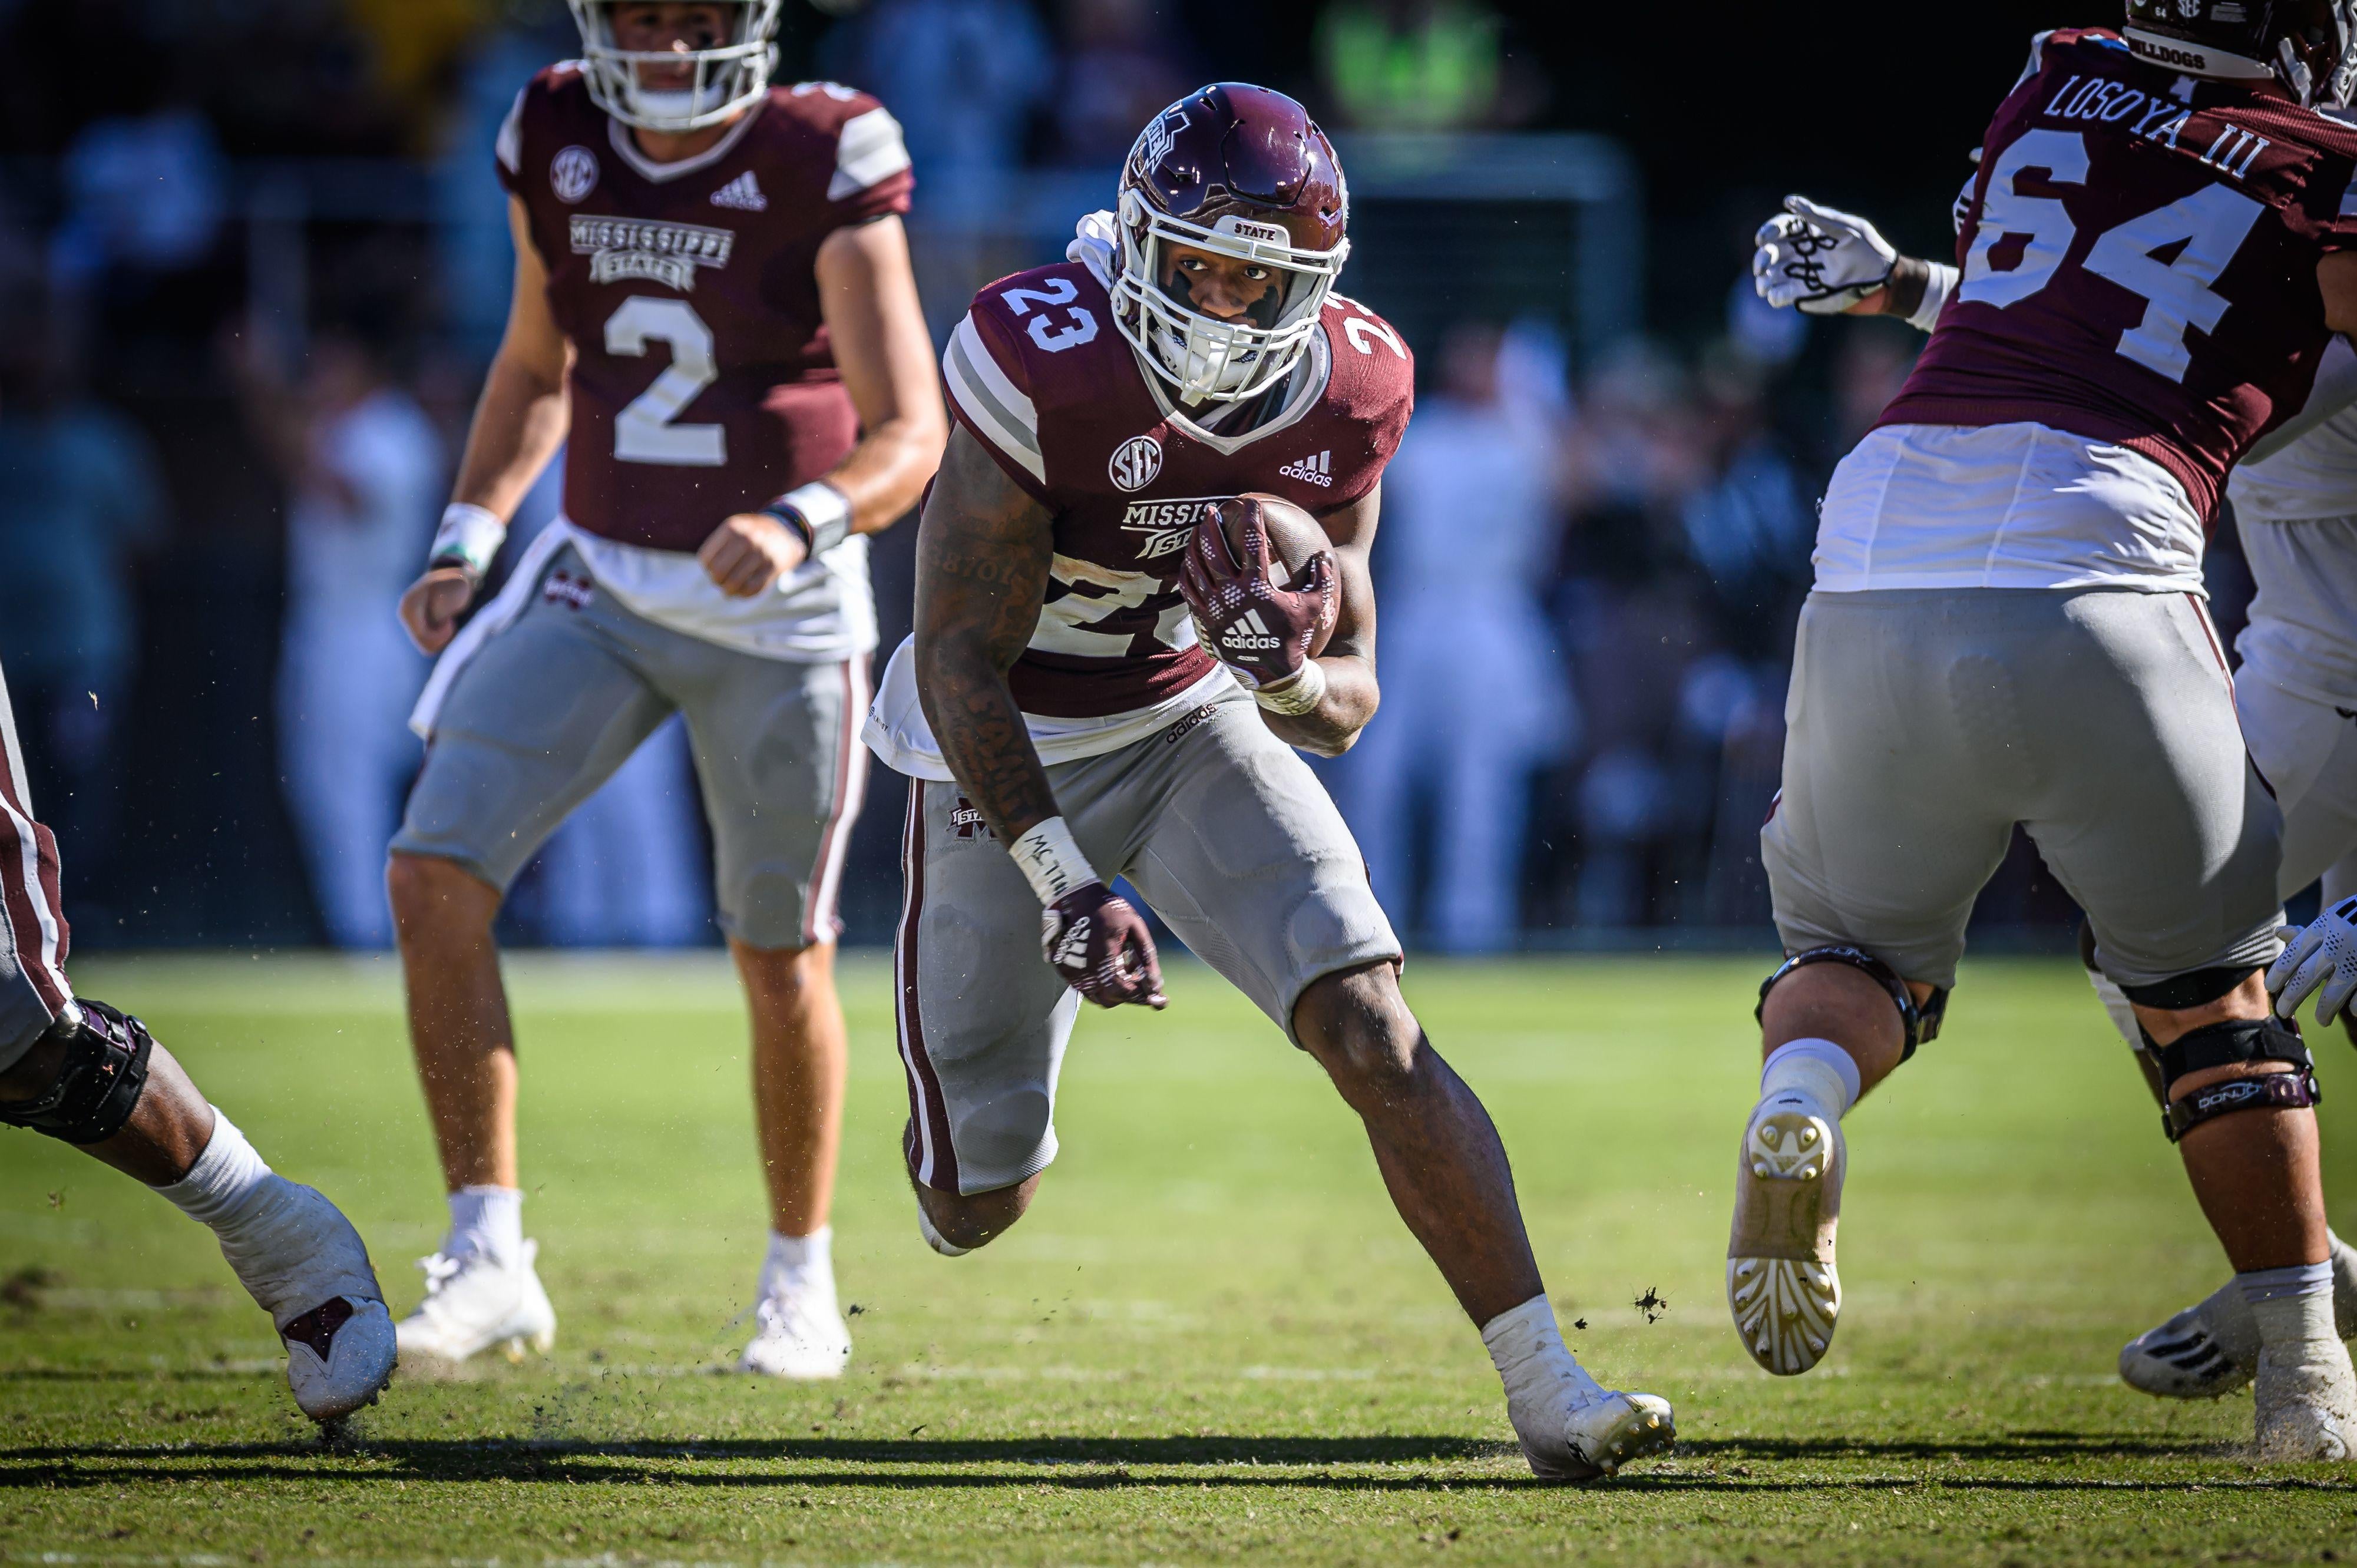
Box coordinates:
[1113,194,1348,403]
[567,0,781,133]
[1110,85,1352,405]
[2123,0,2357,108]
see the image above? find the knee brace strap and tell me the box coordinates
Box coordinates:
[2118,965,2256,1012]
[2142,1015,2318,1142]
[1757,945,1946,1063]
[2146,1015,2312,1091]
[2164,1067,2321,1142]
[0,1000,154,1146]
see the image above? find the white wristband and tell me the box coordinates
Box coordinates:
[1907,262,1958,333]
[1251,658,1328,716]
[1009,815,1099,907]
[775,481,853,557]
[432,502,507,575]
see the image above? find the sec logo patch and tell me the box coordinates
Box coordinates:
[551,145,600,203]
[1109,435,1163,492]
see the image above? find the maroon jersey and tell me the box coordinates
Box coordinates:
[941,262,1413,719]
[496,65,912,551]
[1881,28,2357,520]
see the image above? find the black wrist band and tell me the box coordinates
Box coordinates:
[761,504,819,555]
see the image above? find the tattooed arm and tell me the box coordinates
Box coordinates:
[913,426,1060,841]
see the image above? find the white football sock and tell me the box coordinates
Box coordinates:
[1758,1037,1861,1120]
[759,1226,837,1303]
[1482,1294,1605,1417]
[154,1110,272,1226]
[156,1111,375,1325]
[2245,1261,2338,1350]
[444,1185,524,1266]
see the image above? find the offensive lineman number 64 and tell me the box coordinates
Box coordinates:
[1960,127,2264,384]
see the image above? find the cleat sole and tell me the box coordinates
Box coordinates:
[1728,1107,1843,1376]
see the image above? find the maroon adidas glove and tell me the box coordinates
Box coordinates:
[1041,882,1167,1010]
[1179,499,1338,693]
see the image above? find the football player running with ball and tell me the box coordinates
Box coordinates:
[389,1,944,1377]
[1733,5,2357,1459]
[0,657,398,1424]
[864,84,1674,1482]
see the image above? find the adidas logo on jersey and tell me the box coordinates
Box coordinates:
[1222,609,1283,653]
[710,172,768,212]
[1278,450,1334,487]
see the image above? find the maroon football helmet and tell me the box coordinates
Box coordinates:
[1112,84,1351,403]
[2123,0,2357,107]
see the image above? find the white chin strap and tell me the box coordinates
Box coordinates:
[632,85,730,125]
[1155,320,1261,401]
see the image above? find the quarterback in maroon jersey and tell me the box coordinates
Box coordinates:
[862,84,1675,1481]
[1733,5,2357,1458]
[388,2,946,1378]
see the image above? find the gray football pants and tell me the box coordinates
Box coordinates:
[0,658,71,1073]
[393,546,868,950]
[1763,587,2283,993]
[894,692,1401,1195]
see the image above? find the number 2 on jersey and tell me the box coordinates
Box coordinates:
[606,297,726,467]
[1959,127,2263,384]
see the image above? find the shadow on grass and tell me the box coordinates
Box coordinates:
[4,1434,2351,1494]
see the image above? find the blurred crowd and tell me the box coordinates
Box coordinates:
[0,0,2086,952]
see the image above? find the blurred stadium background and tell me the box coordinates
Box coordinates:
[0,0,2165,956]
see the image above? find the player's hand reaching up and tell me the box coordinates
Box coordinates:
[1754,195,1899,315]
[399,567,480,655]
[1042,883,1167,1010]
[700,512,810,598]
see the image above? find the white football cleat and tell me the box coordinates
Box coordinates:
[1727,1100,1844,1375]
[1511,1390,1677,1481]
[211,1176,398,1422]
[2121,1236,2357,1400]
[2254,1336,2357,1462]
[738,1288,852,1380]
[395,1240,556,1363]
[280,1296,399,1422]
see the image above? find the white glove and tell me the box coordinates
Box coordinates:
[1753,195,1898,315]
[2267,896,2357,1024]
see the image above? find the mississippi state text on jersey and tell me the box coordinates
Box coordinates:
[1882,28,2357,520]
[941,261,1413,719]
[497,65,912,550]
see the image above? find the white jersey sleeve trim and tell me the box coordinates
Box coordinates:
[496,87,527,176]
[828,106,911,201]
[943,314,1044,483]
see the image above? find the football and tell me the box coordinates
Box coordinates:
[1202,493,1339,657]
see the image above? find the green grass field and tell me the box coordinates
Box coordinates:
[4,952,2355,1566]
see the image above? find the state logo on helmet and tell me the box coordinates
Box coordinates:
[567,0,782,133]
[1112,84,1351,404]
[2123,0,2357,107]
